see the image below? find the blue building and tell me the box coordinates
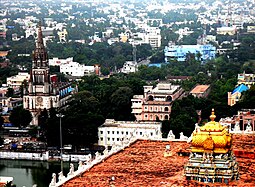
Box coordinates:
[164,44,216,62]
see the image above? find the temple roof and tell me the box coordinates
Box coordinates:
[61,136,255,187]
[191,109,231,153]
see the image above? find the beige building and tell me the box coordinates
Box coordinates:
[6,72,30,89]
[217,26,236,35]
[190,85,210,98]
[131,83,184,121]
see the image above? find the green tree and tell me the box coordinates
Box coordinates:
[6,88,14,97]
[9,107,32,127]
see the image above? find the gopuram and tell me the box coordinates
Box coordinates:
[184,109,239,184]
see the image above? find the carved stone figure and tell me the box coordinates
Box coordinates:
[67,163,74,177]
[58,171,65,182]
[167,130,175,140]
[49,173,56,186]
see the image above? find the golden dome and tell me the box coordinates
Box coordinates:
[191,109,232,153]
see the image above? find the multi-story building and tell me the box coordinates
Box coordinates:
[57,29,68,42]
[49,57,100,77]
[164,44,216,62]
[130,27,161,48]
[237,72,255,88]
[131,83,184,121]
[98,119,162,146]
[228,84,249,106]
[6,72,30,89]
[217,26,237,35]
[23,24,74,125]
[60,62,95,77]
[120,61,138,74]
[228,72,255,106]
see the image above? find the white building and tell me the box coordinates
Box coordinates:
[49,57,96,77]
[120,61,138,74]
[49,57,74,66]
[60,62,95,77]
[6,72,30,89]
[98,119,162,146]
[130,27,161,48]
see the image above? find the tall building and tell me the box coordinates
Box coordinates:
[131,83,184,121]
[23,23,74,125]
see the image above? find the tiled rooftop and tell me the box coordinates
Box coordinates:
[190,85,210,94]
[62,134,255,187]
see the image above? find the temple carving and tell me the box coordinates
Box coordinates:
[184,109,239,183]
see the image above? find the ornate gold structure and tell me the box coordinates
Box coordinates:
[184,109,239,184]
[191,109,231,154]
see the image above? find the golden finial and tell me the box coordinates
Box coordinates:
[210,108,216,121]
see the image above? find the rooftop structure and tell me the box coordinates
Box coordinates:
[228,84,249,106]
[184,109,239,184]
[190,85,211,98]
[56,133,255,187]
[164,44,216,63]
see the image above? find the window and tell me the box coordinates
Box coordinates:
[112,138,115,141]
[126,132,128,135]
[100,137,103,141]
[107,131,110,134]
[121,131,124,134]
[140,132,142,135]
[117,138,119,141]
[108,138,110,141]
[100,131,103,134]
[117,131,119,134]
[151,132,153,136]
[112,131,114,134]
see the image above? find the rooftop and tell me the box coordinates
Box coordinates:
[62,134,255,187]
[190,85,210,94]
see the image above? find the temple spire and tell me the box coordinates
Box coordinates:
[210,108,216,121]
[33,21,48,68]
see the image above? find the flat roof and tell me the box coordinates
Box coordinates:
[62,135,255,187]
[190,85,210,94]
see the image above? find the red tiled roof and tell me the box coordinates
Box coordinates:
[62,135,255,187]
[190,85,210,94]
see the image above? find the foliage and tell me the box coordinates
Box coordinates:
[6,88,14,97]
[9,107,32,127]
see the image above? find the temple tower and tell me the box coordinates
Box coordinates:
[184,109,239,184]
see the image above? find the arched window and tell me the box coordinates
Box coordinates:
[148,95,154,101]
[164,115,169,120]
[166,96,172,102]
[164,107,169,112]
